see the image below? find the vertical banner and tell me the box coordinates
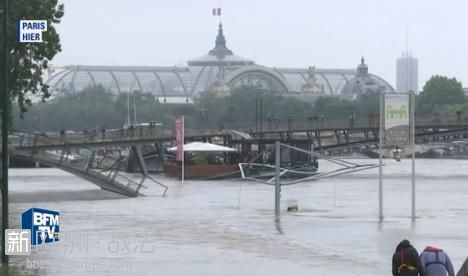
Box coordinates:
[384,93,410,146]
[175,116,184,161]
[379,92,415,221]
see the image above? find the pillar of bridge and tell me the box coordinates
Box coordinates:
[127,146,148,176]
[86,150,96,171]
[132,146,148,176]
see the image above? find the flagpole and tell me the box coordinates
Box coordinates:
[379,93,384,221]
[181,116,185,183]
[175,116,184,183]
[212,7,222,24]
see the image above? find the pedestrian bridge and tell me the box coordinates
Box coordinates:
[10,133,168,197]
[8,121,468,197]
[15,122,468,152]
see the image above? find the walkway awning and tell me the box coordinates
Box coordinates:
[168,142,237,152]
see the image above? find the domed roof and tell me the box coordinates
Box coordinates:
[188,54,254,66]
[341,77,381,100]
[208,23,233,58]
[341,57,392,100]
[188,23,254,67]
[356,56,369,76]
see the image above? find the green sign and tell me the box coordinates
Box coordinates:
[384,94,410,146]
[386,104,407,120]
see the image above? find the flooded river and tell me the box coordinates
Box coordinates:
[7,158,468,275]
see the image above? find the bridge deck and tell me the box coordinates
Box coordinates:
[10,133,168,197]
[13,123,468,152]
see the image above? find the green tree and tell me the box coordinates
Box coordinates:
[9,0,64,113]
[16,86,396,132]
[314,96,355,119]
[15,85,120,131]
[417,75,466,115]
[194,87,314,129]
[114,91,197,127]
[355,92,379,116]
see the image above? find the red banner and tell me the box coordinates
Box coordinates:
[175,116,184,161]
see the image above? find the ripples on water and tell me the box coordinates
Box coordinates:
[7,159,468,276]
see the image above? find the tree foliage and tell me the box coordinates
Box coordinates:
[15,85,388,132]
[194,88,314,129]
[313,92,379,119]
[417,75,466,115]
[18,82,465,132]
[8,0,64,113]
[16,85,119,130]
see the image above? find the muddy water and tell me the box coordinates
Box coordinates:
[6,158,468,275]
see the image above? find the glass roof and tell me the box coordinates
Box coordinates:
[46,64,394,99]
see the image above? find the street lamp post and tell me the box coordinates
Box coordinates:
[349,113,355,127]
[287,115,293,132]
[255,98,264,152]
[258,99,263,134]
[308,115,319,130]
[1,0,9,266]
[255,99,258,133]
[456,110,462,123]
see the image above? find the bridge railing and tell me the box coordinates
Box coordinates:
[15,114,468,145]
[14,132,168,196]
[27,126,229,145]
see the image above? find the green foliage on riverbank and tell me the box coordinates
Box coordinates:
[9,0,65,113]
[14,86,380,131]
[417,75,467,116]
[13,75,467,132]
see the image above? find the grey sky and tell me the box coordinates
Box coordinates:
[53,0,468,89]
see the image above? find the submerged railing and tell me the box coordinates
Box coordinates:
[12,132,168,197]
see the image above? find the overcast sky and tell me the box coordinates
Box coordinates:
[52,0,468,89]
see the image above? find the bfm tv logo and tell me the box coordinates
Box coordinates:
[5,208,60,255]
[23,208,60,245]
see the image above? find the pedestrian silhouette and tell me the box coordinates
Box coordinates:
[420,245,455,276]
[392,239,424,276]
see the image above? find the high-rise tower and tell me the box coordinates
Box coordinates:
[396,52,418,92]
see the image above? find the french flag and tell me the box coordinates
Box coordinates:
[212,8,221,16]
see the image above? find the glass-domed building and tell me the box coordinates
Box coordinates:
[340,57,391,100]
[46,23,394,102]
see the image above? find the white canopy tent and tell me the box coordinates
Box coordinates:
[168,142,238,152]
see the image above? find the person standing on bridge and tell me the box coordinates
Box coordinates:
[392,239,424,276]
[420,245,455,276]
[101,125,106,140]
[349,114,355,127]
[91,128,97,140]
[60,128,66,142]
